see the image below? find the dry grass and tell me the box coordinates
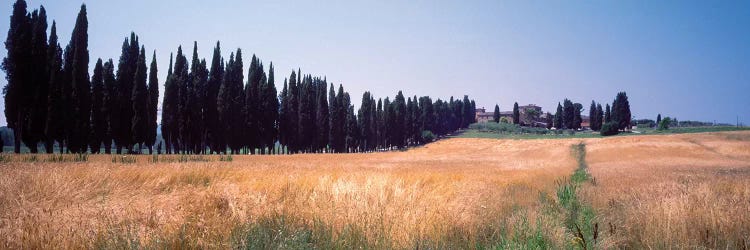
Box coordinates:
[0,139,577,249]
[583,131,750,248]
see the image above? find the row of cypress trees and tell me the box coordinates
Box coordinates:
[2,2,160,154]
[3,1,476,154]
[551,92,631,131]
[160,41,477,154]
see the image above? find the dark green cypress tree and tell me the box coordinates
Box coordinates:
[243,55,261,153]
[406,97,416,145]
[260,63,279,154]
[101,59,115,153]
[278,79,289,153]
[314,77,328,152]
[327,83,337,152]
[286,71,298,152]
[392,91,406,148]
[217,49,244,154]
[44,21,65,153]
[554,102,563,129]
[26,7,49,153]
[90,59,105,153]
[175,45,192,153]
[65,4,90,153]
[612,92,631,130]
[131,46,148,153]
[297,75,314,152]
[418,96,434,143]
[344,98,359,152]
[595,103,604,131]
[562,99,574,129]
[656,114,662,127]
[114,33,138,153]
[573,103,583,130]
[3,0,32,153]
[187,42,207,153]
[493,104,500,123]
[512,102,520,125]
[206,42,223,154]
[146,51,159,154]
[375,98,384,149]
[589,101,597,130]
[357,92,374,151]
[604,103,611,123]
[462,95,472,128]
[161,53,175,153]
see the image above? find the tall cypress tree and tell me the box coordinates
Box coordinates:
[243,55,260,152]
[174,45,191,153]
[595,103,603,131]
[146,51,159,154]
[101,59,116,153]
[358,92,375,151]
[114,33,138,153]
[286,70,298,152]
[554,102,563,129]
[131,46,148,153]
[3,0,32,153]
[278,79,289,153]
[25,7,49,153]
[161,53,175,153]
[328,83,338,152]
[604,103,611,123]
[45,21,65,153]
[90,59,105,153]
[297,75,314,152]
[206,42,224,154]
[314,77,329,153]
[217,49,244,154]
[512,102,520,125]
[65,4,90,153]
[493,104,500,123]
[259,63,279,154]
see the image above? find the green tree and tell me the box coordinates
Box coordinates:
[90,59,105,153]
[604,103,611,123]
[131,46,148,153]
[554,102,563,129]
[217,49,244,154]
[161,53,175,153]
[44,21,66,153]
[65,4,90,153]
[313,76,328,153]
[206,42,224,154]
[101,59,115,153]
[26,7,49,153]
[562,99,574,129]
[146,51,159,154]
[611,92,631,130]
[493,104,500,123]
[512,102,520,125]
[114,33,139,153]
[656,114,662,127]
[658,117,671,130]
[3,0,32,153]
[260,63,279,154]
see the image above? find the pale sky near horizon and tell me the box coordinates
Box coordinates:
[1,0,748,125]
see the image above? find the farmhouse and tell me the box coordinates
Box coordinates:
[475,104,546,126]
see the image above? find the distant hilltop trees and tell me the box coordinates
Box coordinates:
[2,0,476,154]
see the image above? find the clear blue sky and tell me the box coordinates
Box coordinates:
[1,0,748,125]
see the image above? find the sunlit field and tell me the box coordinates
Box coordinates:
[0,139,578,249]
[1,131,748,249]
[583,131,750,249]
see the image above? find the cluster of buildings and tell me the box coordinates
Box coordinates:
[475,104,591,129]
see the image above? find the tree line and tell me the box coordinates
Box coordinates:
[2,1,476,154]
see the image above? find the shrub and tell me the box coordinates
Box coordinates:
[421,130,436,142]
[658,117,672,131]
[600,122,619,136]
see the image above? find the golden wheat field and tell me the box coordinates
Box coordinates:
[0,131,749,249]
